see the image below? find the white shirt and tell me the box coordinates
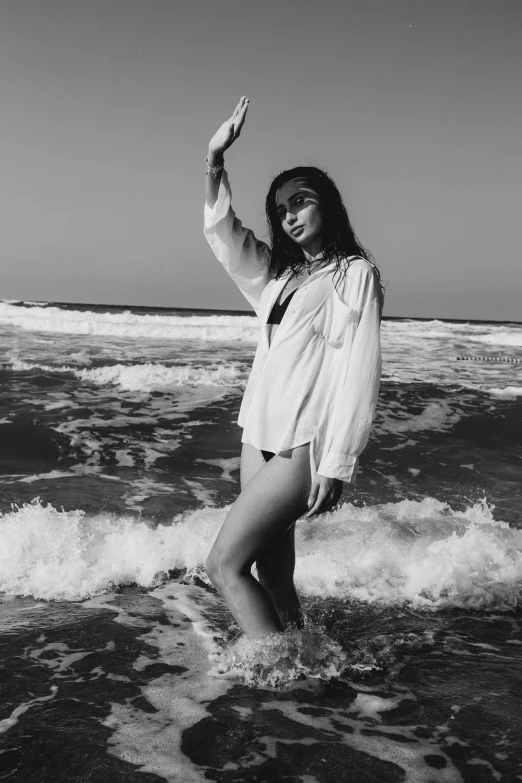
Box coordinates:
[204,170,382,483]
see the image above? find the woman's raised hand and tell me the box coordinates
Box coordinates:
[208,97,250,161]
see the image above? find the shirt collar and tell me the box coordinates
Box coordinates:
[296,261,337,287]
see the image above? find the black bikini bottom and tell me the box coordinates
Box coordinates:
[261,449,275,462]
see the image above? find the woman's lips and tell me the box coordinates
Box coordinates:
[290,226,304,237]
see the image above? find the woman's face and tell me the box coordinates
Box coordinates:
[275,178,323,256]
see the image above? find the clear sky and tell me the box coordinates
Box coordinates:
[1,0,520,319]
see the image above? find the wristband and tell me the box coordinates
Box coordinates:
[205,155,224,179]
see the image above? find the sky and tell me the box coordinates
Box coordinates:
[0,0,520,320]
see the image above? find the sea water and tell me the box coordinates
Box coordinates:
[0,299,521,782]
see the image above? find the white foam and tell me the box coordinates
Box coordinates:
[260,699,463,782]
[0,501,221,601]
[89,584,232,783]
[351,693,404,721]
[0,302,259,342]
[0,686,58,735]
[88,587,447,782]
[2,304,521,393]
[195,457,241,483]
[488,386,522,398]
[467,758,502,781]
[379,401,461,433]
[295,498,522,610]
[470,332,522,348]
[9,358,246,391]
[182,478,216,506]
[211,629,347,687]
[29,641,94,673]
[1,497,521,611]
[379,319,522,389]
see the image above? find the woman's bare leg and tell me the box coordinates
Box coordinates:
[239,441,266,490]
[240,444,304,629]
[255,524,304,629]
[206,443,311,639]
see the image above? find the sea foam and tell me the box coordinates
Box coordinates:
[471,332,522,348]
[0,302,259,343]
[2,303,521,394]
[211,629,347,687]
[488,386,522,398]
[9,358,246,391]
[1,497,521,610]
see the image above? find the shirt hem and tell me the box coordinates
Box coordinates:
[240,432,314,455]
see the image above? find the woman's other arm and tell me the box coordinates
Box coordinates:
[317,261,383,483]
[305,261,382,517]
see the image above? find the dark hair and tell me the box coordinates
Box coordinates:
[265,165,383,295]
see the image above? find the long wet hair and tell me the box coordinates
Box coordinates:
[265,166,384,295]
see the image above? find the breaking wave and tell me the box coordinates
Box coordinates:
[1,497,521,610]
[0,302,258,342]
[8,358,246,391]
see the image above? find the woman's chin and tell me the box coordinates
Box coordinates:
[291,235,313,250]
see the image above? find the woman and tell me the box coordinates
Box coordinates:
[204,97,383,640]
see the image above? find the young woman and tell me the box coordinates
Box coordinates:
[204,97,383,640]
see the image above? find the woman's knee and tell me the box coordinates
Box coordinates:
[205,549,223,589]
[205,548,246,591]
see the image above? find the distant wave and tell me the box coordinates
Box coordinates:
[9,358,246,391]
[1,497,521,610]
[0,302,259,343]
[381,319,522,346]
[1,302,521,352]
[470,332,522,348]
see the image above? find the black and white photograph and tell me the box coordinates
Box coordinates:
[0,1,521,781]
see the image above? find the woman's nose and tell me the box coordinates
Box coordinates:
[286,211,297,224]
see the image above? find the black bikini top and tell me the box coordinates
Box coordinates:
[267,288,298,325]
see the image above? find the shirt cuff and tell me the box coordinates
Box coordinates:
[317,452,359,483]
[204,169,232,230]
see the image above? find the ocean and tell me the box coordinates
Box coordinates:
[0,298,521,782]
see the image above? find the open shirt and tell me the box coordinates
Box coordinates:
[204,170,382,483]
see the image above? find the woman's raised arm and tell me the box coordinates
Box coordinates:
[203,98,270,314]
[206,97,249,208]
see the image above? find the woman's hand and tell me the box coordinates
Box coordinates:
[208,96,250,162]
[305,474,344,519]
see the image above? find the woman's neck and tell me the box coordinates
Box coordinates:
[303,245,321,264]
[302,242,322,263]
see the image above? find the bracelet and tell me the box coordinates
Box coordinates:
[205,155,224,179]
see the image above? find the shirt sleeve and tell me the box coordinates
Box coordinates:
[317,261,382,482]
[203,169,270,315]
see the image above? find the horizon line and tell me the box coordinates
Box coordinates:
[3,299,521,327]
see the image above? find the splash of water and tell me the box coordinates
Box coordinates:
[211,629,347,687]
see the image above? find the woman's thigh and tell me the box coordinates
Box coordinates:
[211,443,311,575]
[241,443,298,581]
[240,442,267,491]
